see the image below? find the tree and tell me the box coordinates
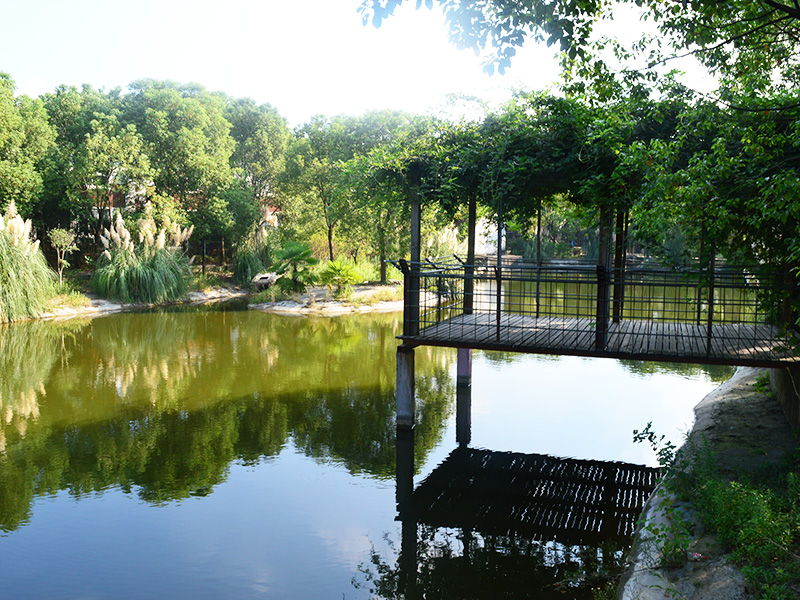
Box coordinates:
[40,84,121,234]
[47,228,78,286]
[361,0,800,88]
[123,80,235,200]
[226,98,290,204]
[0,74,54,216]
[67,113,152,243]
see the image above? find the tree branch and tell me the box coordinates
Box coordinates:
[762,0,800,19]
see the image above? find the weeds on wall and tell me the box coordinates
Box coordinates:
[631,419,800,599]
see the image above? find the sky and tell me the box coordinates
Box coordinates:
[1,0,565,127]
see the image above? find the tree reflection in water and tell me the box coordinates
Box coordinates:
[357,526,627,600]
[0,305,454,532]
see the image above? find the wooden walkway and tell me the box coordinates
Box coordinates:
[401,313,798,366]
[405,447,661,545]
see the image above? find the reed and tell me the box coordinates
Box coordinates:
[91,211,193,303]
[0,201,56,323]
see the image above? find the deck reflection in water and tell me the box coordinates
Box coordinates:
[380,431,661,599]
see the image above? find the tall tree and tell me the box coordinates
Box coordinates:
[40,84,118,232]
[67,113,152,242]
[225,98,290,205]
[123,80,234,200]
[0,74,54,217]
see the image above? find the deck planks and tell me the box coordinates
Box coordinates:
[414,312,798,366]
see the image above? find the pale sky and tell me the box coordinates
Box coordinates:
[1,0,564,127]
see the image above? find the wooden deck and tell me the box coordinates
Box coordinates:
[401,313,799,366]
[405,447,661,545]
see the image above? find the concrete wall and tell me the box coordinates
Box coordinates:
[770,365,800,429]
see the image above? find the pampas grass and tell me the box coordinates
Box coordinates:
[91,211,193,303]
[0,201,56,323]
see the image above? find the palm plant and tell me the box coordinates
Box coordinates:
[318,258,362,298]
[274,241,318,293]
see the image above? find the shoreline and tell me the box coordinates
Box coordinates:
[28,282,404,323]
[622,367,796,600]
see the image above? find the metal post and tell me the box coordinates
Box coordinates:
[706,253,716,356]
[409,200,421,336]
[464,197,476,316]
[595,265,609,350]
[436,273,442,323]
[495,266,502,342]
[612,211,627,323]
[536,199,542,318]
[595,209,611,351]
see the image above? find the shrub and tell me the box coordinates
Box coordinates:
[274,241,318,293]
[91,211,193,303]
[318,258,362,298]
[47,228,78,286]
[0,201,56,323]
[233,228,273,286]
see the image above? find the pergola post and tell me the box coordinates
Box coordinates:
[595,207,612,350]
[464,196,476,315]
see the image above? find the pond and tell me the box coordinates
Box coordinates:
[0,302,733,599]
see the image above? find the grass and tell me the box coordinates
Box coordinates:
[0,203,57,322]
[350,286,403,306]
[627,420,800,600]
[190,269,233,292]
[91,212,193,304]
[686,442,800,599]
[248,287,293,304]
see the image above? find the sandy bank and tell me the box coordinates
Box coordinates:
[37,286,249,322]
[248,284,403,316]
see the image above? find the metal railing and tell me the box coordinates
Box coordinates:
[392,257,799,364]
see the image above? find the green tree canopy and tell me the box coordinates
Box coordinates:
[0,74,54,215]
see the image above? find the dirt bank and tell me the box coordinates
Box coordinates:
[622,367,797,600]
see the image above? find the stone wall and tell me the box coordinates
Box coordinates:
[770,365,800,429]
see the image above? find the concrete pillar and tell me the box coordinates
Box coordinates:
[456,348,472,387]
[396,346,415,429]
[456,348,472,446]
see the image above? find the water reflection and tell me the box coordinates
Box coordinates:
[0,308,454,532]
[358,432,660,600]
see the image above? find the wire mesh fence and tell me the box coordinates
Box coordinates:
[393,257,799,366]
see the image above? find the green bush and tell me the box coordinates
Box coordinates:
[318,258,362,298]
[274,241,318,293]
[91,211,193,303]
[0,201,56,322]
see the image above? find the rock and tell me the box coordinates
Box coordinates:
[251,272,279,290]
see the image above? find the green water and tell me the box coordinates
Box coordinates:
[0,302,732,599]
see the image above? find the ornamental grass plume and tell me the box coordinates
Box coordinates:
[0,201,56,323]
[91,210,193,304]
